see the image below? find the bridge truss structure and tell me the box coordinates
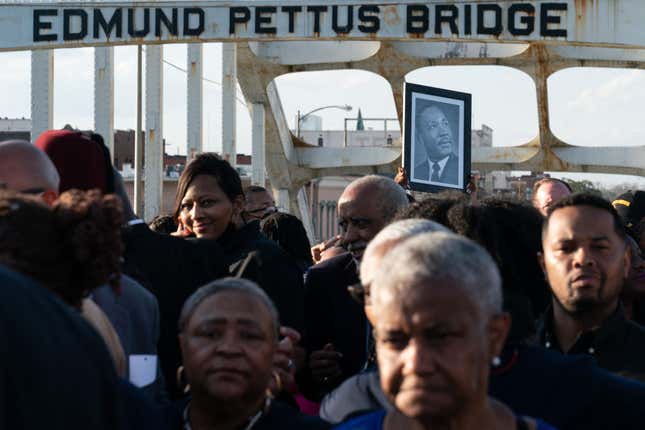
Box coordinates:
[3,0,645,229]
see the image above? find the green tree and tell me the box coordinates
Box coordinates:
[566,179,603,196]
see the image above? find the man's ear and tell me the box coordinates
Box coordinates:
[364,304,376,327]
[537,251,546,279]
[623,241,632,279]
[488,312,511,359]
[42,190,58,206]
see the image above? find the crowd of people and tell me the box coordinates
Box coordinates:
[2,129,645,429]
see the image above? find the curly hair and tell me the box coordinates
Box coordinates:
[148,214,178,235]
[394,190,467,226]
[0,189,123,308]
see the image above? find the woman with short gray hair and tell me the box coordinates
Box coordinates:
[335,233,557,430]
[168,278,329,430]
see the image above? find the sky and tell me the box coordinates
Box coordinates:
[1,43,645,188]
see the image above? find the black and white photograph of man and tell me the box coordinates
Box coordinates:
[404,84,471,193]
[413,101,460,184]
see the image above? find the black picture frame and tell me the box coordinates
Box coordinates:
[403,82,471,193]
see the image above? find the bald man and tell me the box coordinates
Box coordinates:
[0,140,60,204]
[303,175,409,399]
[532,178,572,217]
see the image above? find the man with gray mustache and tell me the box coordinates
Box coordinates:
[302,175,409,399]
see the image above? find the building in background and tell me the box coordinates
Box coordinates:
[1,117,547,237]
[0,117,31,141]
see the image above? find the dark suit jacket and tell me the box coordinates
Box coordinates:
[0,266,127,429]
[303,252,367,399]
[93,275,165,403]
[414,153,460,185]
[217,221,306,336]
[122,223,230,399]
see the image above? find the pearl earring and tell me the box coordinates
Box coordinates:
[492,356,502,367]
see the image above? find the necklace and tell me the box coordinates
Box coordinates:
[183,397,271,430]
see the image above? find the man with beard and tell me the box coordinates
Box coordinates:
[538,193,645,382]
[413,104,459,185]
[303,175,409,399]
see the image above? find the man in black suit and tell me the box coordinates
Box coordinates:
[413,104,460,185]
[303,175,409,399]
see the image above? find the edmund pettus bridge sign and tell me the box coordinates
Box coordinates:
[5,0,645,230]
[3,1,644,51]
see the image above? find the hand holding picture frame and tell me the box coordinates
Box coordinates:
[403,83,471,193]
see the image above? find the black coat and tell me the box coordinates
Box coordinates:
[123,222,305,398]
[302,253,367,399]
[537,305,645,383]
[165,399,330,430]
[0,266,127,429]
[122,223,229,399]
[93,275,165,403]
[490,344,645,430]
[216,221,306,336]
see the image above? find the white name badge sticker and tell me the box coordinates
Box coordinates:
[129,354,157,387]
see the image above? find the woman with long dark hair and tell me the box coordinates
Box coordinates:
[170,154,306,396]
[171,154,304,329]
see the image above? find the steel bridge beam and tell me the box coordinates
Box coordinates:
[94,47,114,158]
[187,43,203,163]
[144,45,163,222]
[30,50,53,142]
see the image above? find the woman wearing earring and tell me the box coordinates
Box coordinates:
[172,153,303,314]
[170,278,328,430]
[171,152,305,351]
[124,153,305,398]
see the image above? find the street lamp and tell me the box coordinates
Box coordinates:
[296,104,353,138]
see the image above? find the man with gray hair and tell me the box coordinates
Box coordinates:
[303,175,409,398]
[337,175,410,262]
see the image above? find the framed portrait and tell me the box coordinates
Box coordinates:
[403,83,471,193]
